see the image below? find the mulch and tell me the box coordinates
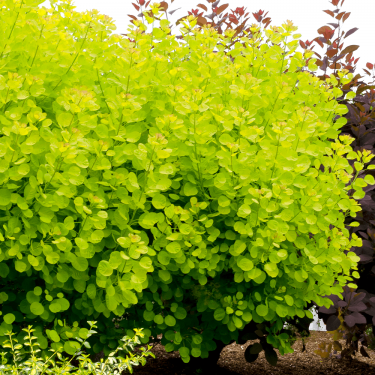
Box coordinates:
[131,331,375,375]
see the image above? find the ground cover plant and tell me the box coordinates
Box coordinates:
[0,0,373,371]
[0,323,154,374]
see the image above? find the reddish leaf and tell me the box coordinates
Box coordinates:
[128,14,138,21]
[342,12,351,22]
[197,3,208,11]
[336,11,346,21]
[196,16,207,26]
[314,38,324,49]
[367,63,374,70]
[159,1,168,11]
[139,0,145,5]
[332,0,340,5]
[317,26,332,35]
[299,40,307,49]
[145,1,151,7]
[215,4,229,15]
[341,45,359,56]
[262,17,271,25]
[132,3,140,11]
[323,9,335,17]
[327,49,338,58]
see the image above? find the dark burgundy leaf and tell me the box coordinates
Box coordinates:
[361,133,375,145]
[327,315,341,331]
[337,301,348,308]
[255,330,263,337]
[353,292,367,302]
[360,346,370,358]
[359,254,373,262]
[348,302,367,312]
[358,231,369,239]
[344,28,359,39]
[264,347,278,366]
[319,306,337,314]
[345,314,357,327]
[244,345,259,363]
[168,8,181,15]
[351,312,367,324]
[249,343,263,354]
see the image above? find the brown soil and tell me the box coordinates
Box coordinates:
[132,331,375,375]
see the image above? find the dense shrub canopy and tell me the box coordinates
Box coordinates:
[0,0,371,361]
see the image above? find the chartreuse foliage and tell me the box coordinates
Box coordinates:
[0,0,371,364]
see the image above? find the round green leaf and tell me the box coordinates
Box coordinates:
[143,310,155,321]
[49,330,60,342]
[165,315,176,327]
[276,304,289,318]
[34,287,43,296]
[30,302,44,316]
[3,313,15,324]
[72,257,88,271]
[174,307,187,320]
[140,256,152,269]
[256,304,268,317]
[97,260,113,276]
[184,182,198,196]
[179,347,190,357]
[237,257,253,271]
[0,263,10,278]
[157,251,170,265]
[154,315,164,324]
[86,284,97,299]
[79,328,89,339]
[214,308,225,321]
[166,242,181,254]
[0,189,11,206]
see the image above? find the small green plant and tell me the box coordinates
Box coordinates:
[0,322,154,374]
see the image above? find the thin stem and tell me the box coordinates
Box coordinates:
[51,21,92,92]
[269,130,282,186]
[43,156,63,194]
[129,146,156,226]
[86,143,104,176]
[0,0,24,60]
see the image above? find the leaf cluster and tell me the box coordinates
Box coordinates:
[128,0,375,364]
[0,0,372,367]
